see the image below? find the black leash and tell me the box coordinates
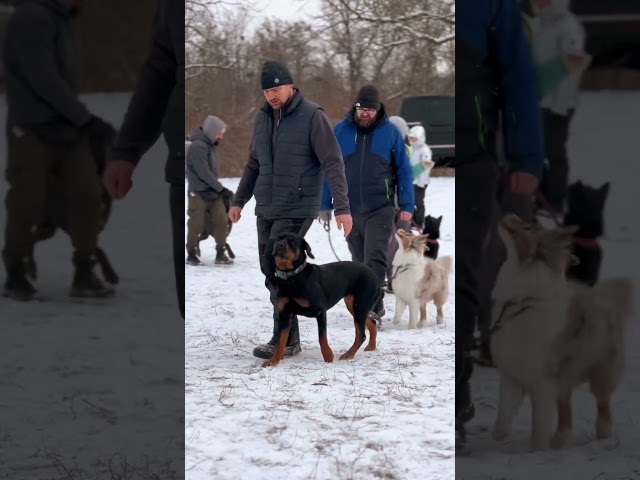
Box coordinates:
[464,296,540,351]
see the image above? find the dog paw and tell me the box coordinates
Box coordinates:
[392,317,400,325]
[417,320,427,329]
[339,352,355,360]
[322,353,334,363]
[261,359,280,368]
[364,344,376,352]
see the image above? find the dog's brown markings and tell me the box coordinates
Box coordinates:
[274,256,294,271]
[338,294,376,359]
[419,304,427,323]
[276,297,288,312]
[363,316,377,351]
[319,332,334,363]
[262,327,290,368]
[293,297,310,308]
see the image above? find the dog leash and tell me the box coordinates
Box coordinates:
[322,219,343,262]
[464,296,540,351]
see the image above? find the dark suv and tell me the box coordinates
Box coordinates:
[571,1,640,69]
[398,95,455,167]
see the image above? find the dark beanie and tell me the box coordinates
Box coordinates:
[354,85,381,110]
[260,60,294,90]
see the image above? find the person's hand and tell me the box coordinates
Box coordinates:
[318,210,332,223]
[335,213,353,238]
[398,211,412,222]
[506,172,539,196]
[228,205,242,223]
[103,159,135,199]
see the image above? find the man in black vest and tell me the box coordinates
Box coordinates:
[104,0,185,319]
[229,60,352,359]
[455,0,544,449]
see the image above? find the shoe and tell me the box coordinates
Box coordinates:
[252,339,301,359]
[69,252,115,298]
[368,311,383,329]
[214,245,233,265]
[186,252,201,266]
[3,271,37,301]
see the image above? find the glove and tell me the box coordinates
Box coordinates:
[318,210,332,223]
[220,188,234,210]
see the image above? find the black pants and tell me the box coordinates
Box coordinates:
[386,216,411,285]
[413,184,427,229]
[256,217,314,345]
[455,157,497,416]
[170,183,185,320]
[540,108,574,211]
[347,206,394,312]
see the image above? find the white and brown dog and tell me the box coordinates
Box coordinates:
[390,229,452,329]
[491,213,634,451]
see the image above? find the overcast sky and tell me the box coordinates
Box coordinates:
[246,0,322,34]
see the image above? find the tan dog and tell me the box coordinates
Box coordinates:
[491,213,634,451]
[390,229,452,329]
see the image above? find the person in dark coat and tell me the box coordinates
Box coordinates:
[103,0,185,319]
[455,0,544,448]
[2,0,117,300]
[185,115,234,265]
[228,60,353,360]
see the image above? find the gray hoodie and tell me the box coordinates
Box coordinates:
[186,115,227,200]
[3,0,91,134]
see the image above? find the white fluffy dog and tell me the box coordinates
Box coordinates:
[390,229,452,329]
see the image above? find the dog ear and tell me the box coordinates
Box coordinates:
[396,228,408,237]
[437,216,442,225]
[302,238,315,259]
[599,182,610,203]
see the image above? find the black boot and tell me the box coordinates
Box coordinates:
[214,245,233,265]
[4,268,37,301]
[70,252,115,298]
[186,248,201,266]
[252,315,302,359]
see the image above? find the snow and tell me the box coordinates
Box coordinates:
[458,92,640,478]
[0,93,184,478]
[185,177,456,479]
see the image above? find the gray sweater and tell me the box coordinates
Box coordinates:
[186,116,226,201]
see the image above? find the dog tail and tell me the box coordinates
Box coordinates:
[436,255,453,277]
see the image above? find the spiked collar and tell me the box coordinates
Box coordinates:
[274,262,307,280]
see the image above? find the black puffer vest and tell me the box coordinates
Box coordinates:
[253,92,322,219]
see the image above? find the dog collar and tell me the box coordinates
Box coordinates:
[274,262,307,280]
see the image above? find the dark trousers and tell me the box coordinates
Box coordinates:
[170,184,185,320]
[455,157,497,416]
[386,216,411,285]
[256,217,314,345]
[413,184,427,229]
[540,108,574,211]
[3,128,101,274]
[347,206,394,311]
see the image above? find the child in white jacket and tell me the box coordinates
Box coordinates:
[408,125,434,229]
[531,0,589,213]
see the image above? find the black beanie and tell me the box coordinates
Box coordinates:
[354,85,381,110]
[260,60,294,90]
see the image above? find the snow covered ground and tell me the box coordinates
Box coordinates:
[185,177,456,479]
[458,92,640,478]
[0,93,184,478]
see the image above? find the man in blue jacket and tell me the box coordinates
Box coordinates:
[320,85,414,320]
[455,0,544,448]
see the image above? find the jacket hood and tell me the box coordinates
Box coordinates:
[533,0,570,20]
[201,115,226,142]
[409,125,426,146]
[389,116,409,138]
[189,127,213,146]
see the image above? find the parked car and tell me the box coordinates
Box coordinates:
[397,95,455,168]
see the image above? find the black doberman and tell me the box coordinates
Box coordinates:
[263,232,380,367]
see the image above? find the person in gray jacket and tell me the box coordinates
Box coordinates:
[2,0,117,300]
[229,60,353,360]
[185,115,234,265]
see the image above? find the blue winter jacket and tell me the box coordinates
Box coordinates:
[321,107,415,214]
[456,0,544,177]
